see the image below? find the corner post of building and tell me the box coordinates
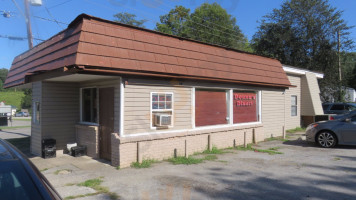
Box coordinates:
[119,77,125,137]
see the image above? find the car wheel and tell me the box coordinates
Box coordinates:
[317,131,337,148]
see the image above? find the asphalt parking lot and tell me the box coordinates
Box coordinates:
[30,133,356,200]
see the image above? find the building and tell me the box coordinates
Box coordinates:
[0,102,14,116]
[5,14,322,168]
[344,87,356,102]
[282,65,324,127]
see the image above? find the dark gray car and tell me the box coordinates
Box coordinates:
[0,139,62,199]
[306,113,356,148]
[330,110,356,120]
[322,102,356,114]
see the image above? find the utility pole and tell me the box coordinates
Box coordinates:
[24,0,33,49]
[338,30,341,81]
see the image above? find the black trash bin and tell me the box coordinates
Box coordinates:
[0,116,8,126]
[70,146,87,157]
[42,139,56,159]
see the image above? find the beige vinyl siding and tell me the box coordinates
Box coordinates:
[262,89,285,138]
[285,74,301,129]
[31,81,42,155]
[301,72,324,116]
[41,82,80,149]
[124,84,192,135]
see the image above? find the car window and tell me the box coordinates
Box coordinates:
[330,104,345,111]
[349,104,356,111]
[0,160,44,200]
[351,115,356,122]
[345,105,356,111]
[322,105,330,110]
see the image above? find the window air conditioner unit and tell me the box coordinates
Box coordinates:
[154,114,172,126]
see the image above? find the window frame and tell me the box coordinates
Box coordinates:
[194,89,229,127]
[193,88,261,128]
[291,95,298,116]
[232,90,260,124]
[80,87,99,125]
[150,92,174,129]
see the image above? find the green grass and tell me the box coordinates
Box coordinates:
[0,125,31,130]
[130,159,157,168]
[286,127,306,133]
[40,168,49,172]
[0,91,25,110]
[77,179,103,188]
[254,149,283,155]
[64,193,100,200]
[168,154,219,165]
[168,156,205,165]
[235,144,283,155]
[265,136,289,142]
[204,155,218,161]
[333,157,341,161]
[235,144,254,151]
[73,178,119,200]
[12,118,31,121]
[54,169,72,175]
[202,147,226,154]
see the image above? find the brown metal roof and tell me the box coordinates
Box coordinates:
[5,14,291,88]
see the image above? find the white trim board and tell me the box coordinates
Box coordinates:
[121,121,263,138]
[283,65,324,79]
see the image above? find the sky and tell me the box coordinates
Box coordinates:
[0,0,355,69]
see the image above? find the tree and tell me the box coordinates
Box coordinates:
[0,80,3,91]
[113,12,147,28]
[155,3,251,52]
[21,89,32,110]
[345,52,356,89]
[251,0,354,101]
[155,5,190,37]
[0,68,8,91]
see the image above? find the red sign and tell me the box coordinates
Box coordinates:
[233,92,257,123]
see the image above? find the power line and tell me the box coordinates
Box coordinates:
[161,1,243,35]
[47,0,74,10]
[0,34,44,41]
[44,5,64,29]
[151,2,245,45]
[1,10,68,25]
[10,0,25,18]
[33,15,68,25]
[99,0,243,49]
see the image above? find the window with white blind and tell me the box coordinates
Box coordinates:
[291,95,297,116]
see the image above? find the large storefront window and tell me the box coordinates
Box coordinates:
[81,88,98,123]
[195,89,228,127]
[233,91,258,123]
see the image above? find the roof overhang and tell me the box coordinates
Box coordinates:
[5,14,292,89]
[283,65,324,79]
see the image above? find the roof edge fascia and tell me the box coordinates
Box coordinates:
[283,65,324,79]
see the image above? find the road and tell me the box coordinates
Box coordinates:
[0,118,31,139]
